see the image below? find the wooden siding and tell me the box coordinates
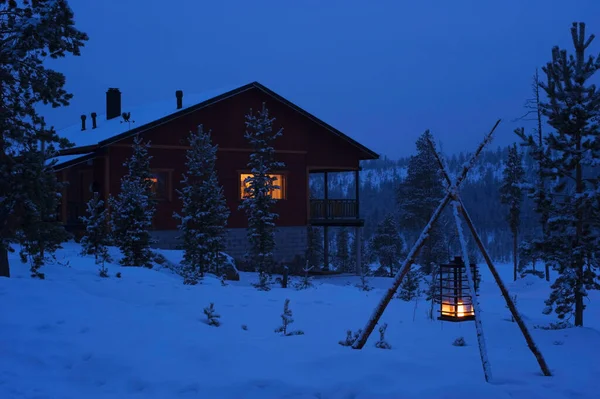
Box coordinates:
[59,86,365,230]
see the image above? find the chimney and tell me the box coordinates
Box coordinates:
[106,88,121,120]
[80,114,87,131]
[176,90,183,109]
[91,112,97,129]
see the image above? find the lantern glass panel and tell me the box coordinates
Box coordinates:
[438,256,478,322]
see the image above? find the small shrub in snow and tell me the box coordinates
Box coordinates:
[275,299,304,336]
[356,273,373,291]
[553,340,564,346]
[295,262,314,290]
[452,337,466,347]
[220,273,228,286]
[339,329,362,347]
[396,268,423,301]
[374,323,391,349]
[241,324,248,331]
[520,269,545,279]
[115,272,122,279]
[535,321,572,330]
[203,303,221,327]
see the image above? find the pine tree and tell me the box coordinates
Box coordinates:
[17,144,70,279]
[397,130,446,272]
[174,125,229,284]
[110,135,155,268]
[0,0,88,277]
[369,214,404,277]
[517,22,600,326]
[397,268,423,301]
[334,227,351,272]
[239,104,284,290]
[274,299,304,336]
[80,192,112,276]
[500,144,525,281]
[515,69,552,281]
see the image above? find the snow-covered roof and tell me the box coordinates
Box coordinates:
[50,152,95,170]
[53,81,379,167]
[56,84,245,148]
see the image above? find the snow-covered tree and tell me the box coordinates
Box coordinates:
[334,227,351,272]
[17,146,70,279]
[397,130,446,273]
[374,323,391,349]
[239,104,284,290]
[397,268,423,301]
[274,299,304,336]
[516,22,600,326]
[110,134,155,268]
[203,303,221,327]
[369,214,404,277]
[174,125,229,284]
[500,144,526,281]
[0,0,88,277]
[514,69,552,281]
[80,192,112,276]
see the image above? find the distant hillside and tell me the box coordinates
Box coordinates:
[309,145,540,262]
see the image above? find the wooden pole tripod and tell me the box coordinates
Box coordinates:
[351,120,552,382]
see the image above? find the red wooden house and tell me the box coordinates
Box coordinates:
[53,82,379,267]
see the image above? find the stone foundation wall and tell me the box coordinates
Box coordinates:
[151,226,308,265]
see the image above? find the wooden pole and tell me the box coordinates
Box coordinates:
[452,201,493,382]
[457,197,552,377]
[426,120,551,377]
[352,192,452,349]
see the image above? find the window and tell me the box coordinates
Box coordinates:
[147,170,171,201]
[240,173,286,200]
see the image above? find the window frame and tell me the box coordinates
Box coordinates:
[238,170,288,201]
[148,168,173,202]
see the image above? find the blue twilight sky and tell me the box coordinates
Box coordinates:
[43,0,600,158]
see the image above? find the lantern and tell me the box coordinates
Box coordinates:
[438,256,479,322]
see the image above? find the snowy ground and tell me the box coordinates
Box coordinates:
[1,243,598,399]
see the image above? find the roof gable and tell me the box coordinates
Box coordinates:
[56,82,379,161]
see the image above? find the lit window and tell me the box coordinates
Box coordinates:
[240,173,286,200]
[147,171,170,200]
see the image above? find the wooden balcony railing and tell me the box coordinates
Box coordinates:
[310,199,358,220]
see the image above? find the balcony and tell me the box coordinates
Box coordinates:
[309,199,363,226]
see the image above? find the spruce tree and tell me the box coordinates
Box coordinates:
[515,69,552,281]
[17,144,70,279]
[0,0,88,277]
[80,192,112,276]
[397,268,423,301]
[239,104,284,290]
[369,214,404,277]
[306,225,323,270]
[517,22,600,326]
[334,227,351,272]
[500,144,525,281]
[110,135,155,268]
[174,125,229,284]
[397,130,446,272]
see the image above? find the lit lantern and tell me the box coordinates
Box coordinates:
[438,256,479,322]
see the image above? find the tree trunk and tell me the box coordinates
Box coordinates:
[513,230,518,281]
[574,159,584,326]
[0,246,9,278]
